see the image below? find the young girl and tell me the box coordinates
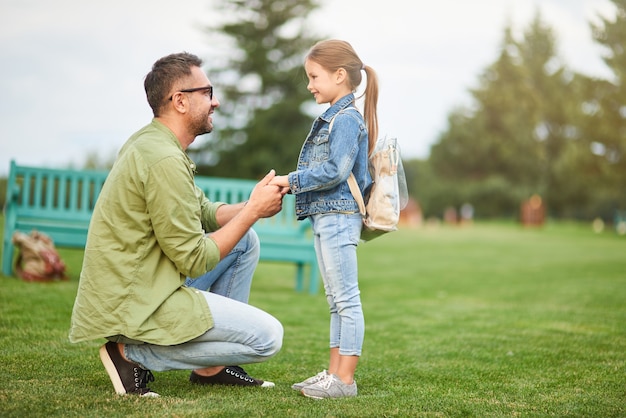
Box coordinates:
[270,39,379,399]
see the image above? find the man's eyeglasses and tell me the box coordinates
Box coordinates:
[168,85,213,101]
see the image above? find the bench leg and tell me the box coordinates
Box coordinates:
[295,262,320,294]
[308,261,320,294]
[1,239,14,276]
[295,263,304,292]
[296,261,320,295]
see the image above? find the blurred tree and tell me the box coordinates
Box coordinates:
[188,0,322,179]
[429,13,589,218]
[80,151,116,171]
[0,177,6,209]
[586,0,626,214]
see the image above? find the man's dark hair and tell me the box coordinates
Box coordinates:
[144,52,203,117]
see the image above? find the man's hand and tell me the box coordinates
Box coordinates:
[245,170,288,220]
[210,170,288,259]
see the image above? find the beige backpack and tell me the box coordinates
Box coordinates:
[329,111,408,241]
[348,136,408,241]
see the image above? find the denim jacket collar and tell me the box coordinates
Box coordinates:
[320,93,357,123]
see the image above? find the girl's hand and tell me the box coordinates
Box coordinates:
[269,175,289,188]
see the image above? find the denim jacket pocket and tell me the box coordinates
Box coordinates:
[311,132,330,162]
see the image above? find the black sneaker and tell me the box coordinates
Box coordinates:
[189,366,275,387]
[99,342,159,397]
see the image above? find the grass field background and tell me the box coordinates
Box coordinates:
[1,219,625,417]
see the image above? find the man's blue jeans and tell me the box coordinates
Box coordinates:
[125,229,283,371]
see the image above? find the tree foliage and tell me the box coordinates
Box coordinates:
[424,11,614,219]
[189,0,322,179]
[584,0,626,212]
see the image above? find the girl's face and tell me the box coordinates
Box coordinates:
[305,59,349,105]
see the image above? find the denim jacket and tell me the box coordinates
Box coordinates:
[288,93,372,220]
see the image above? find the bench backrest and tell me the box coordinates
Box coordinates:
[5,161,109,224]
[4,162,108,245]
[4,161,306,246]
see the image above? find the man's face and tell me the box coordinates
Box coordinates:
[185,66,219,137]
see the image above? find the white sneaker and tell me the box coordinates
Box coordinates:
[301,374,357,399]
[291,370,329,391]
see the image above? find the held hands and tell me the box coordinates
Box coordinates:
[268,175,289,188]
[245,170,288,219]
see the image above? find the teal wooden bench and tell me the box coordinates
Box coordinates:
[2,161,109,275]
[2,161,319,293]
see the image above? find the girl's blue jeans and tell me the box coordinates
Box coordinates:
[310,212,364,356]
[125,229,283,371]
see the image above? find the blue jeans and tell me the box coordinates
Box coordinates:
[125,229,283,371]
[310,213,364,356]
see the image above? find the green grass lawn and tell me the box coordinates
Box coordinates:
[1,221,625,417]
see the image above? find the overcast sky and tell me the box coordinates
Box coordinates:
[0,0,617,176]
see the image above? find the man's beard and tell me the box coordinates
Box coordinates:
[191,112,213,137]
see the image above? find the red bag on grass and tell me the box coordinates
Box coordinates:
[12,231,67,282]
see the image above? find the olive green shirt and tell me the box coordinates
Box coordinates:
[69,119,225,345]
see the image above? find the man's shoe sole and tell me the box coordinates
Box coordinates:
[99,344,160,397]
[99,344,127,395]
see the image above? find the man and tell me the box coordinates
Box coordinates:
[69,52,286,397]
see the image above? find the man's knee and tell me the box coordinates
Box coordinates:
[259,316,284,358]
[242,228,260,260]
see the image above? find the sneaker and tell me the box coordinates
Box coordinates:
[301,374,357,399]
[189,366,275,388]
[291,370,329,391]
[99,342,159,397]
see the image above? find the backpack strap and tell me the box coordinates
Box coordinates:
[348,173,366,217]
[328,110,366,217]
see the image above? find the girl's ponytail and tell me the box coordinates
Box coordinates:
[361,65,379,156]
